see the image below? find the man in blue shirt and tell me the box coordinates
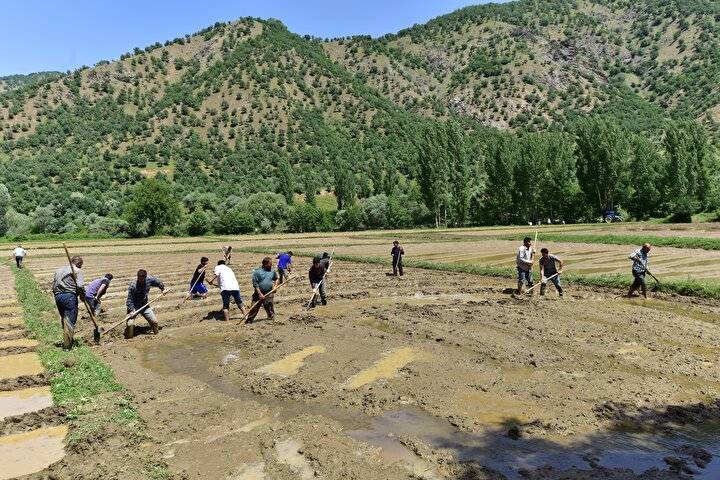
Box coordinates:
[628,243,651,299]
[276,251,293,284]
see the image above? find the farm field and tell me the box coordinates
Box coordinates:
[6,223,720,479]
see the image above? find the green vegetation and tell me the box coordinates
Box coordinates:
[12,265,141,445]
[500,233,720,251]
[1,1,720,237]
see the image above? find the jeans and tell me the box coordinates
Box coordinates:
[191,282,208,295]
[392,257,403,276]
[540,275,562,295]
[310,281,327,306]
[221,290,243,310]
[278,267,289,283]
[88,297,102,316]
[55,292,79,329]
[127,307,157,326]
[246,292,274,322]
[630,271,646,292]
[517,267,533,288]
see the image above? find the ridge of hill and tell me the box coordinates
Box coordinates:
[0,0,718,237]
[0,71,62,94]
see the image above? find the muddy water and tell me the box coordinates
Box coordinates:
[0,352,44,380]
[0,386,53,420]
[0,425,68,480]
[139,330,720,478]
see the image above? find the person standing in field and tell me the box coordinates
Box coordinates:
[12,245,27,268]
[539,248,563,297]
[52,255,85,349]
[391,241,404,276]
[246,257,278,323]
[126,270,165,338]
[276,251,293,284]
[308,256,327,308]
[222,245,233,264]
[86,273,113,316]
[208,259,245,321]
[628,243,651,299]
[516,236,535,295]
[189,257,209,299]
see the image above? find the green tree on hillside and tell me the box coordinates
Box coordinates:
[124,178,182,236]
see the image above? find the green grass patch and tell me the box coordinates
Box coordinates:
[12,264,143,446]
[498,233,720,251]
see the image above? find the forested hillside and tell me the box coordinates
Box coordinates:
[0,0,719,238]
[0,72,62,94]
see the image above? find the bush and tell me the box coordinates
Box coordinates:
[123,178,182,237]
[187,209,210,236]
[335,205,364,231]
[288,204,323,233]
[216,207,255,234]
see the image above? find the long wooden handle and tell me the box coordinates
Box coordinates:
[62,243,99,329]
[306,250,335,308]
[243,275,296,321]
[524,272,560,295]
[103,290,170,335]
[181,266,208,303]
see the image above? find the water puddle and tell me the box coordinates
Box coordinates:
[0,386,53,419]
[349,409,720,479]
[139,329,720,479]
[0,425,68,479]
[342,347,422,390]
[0,352,44,380]
[255,345,325,377]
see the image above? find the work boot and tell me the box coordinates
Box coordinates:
[62,319,74,350]
[124,324,134,339]
[539,284,546,296]
[150,322,159,335]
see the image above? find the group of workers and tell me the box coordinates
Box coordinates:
[515,237,654,299]
[16,234,656,350]
[47,245,341,349]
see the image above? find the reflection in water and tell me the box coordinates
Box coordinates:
[139,330,720,479]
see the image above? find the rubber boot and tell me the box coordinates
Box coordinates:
[150,321,159,335]
[539,284,546,296]
[62,319,74,350]
[557,286,564,297]
[124,323,134,339]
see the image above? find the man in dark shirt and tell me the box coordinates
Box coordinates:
[246,257,278,323]
[126,270,165,338]
[308,256,327,308]
[391,241,404,276]
[189,257,209,299]
[539,248,563,297]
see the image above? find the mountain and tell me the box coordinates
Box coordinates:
[0,72,62,94]
[0,0,718,236]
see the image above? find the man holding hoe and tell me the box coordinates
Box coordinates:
[208,259,246,321]
[246,257,278,323]
[126,270,165,338]
[52,255,85,349]
[516,236,535,295]
[276,251,293,284]
[628,243,652,299]
[391,241,404,276]
[539,248,563,297]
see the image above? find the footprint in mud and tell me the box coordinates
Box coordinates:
[274,439,315,479]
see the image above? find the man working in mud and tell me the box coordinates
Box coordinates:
[126,269,165,338]
[86,273,113,316]
[222,245,233,264]
[308,256,327,308]
[516,236,534,295]
[246,257,278,323]
[391,240,404,276]
[189,257,209,299]
[11,245,27,268]
[276,251,293,284]
[208,259,245,321]
[52,255,85,349]
[539,248,563,297]
[628,243,652,299]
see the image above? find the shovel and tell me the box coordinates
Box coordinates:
[62,243,100,345]
[101,290,170,336]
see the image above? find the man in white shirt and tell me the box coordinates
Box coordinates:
[12,245,27,268]
[208,260,246,321]
[516,236,535,295]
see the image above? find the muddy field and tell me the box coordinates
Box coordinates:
[17,237,720,479]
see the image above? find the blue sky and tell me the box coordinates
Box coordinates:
[0,0,500,76]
